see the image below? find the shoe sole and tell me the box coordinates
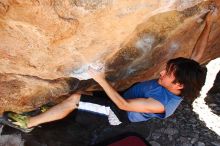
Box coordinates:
[0,116,33,133]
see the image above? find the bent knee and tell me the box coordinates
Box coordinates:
[72,93,81,99]
[64,93,81,105]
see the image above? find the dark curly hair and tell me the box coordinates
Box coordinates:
[166,57,206,102]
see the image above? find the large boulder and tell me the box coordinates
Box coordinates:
[0,0,220,114]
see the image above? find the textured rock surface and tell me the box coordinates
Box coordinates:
[0,0,220,113]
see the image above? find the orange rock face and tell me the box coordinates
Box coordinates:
[0,0,220,114]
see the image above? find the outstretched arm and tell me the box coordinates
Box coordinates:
[88,67,165,113]
[191,8,217,62]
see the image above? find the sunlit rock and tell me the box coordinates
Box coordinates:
[0,0,220,114]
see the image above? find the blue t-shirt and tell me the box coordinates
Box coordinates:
[123,79,182,122]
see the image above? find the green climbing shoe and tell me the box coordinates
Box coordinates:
[2,111,33,133]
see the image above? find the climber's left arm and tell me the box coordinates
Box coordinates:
[191,8,217,62]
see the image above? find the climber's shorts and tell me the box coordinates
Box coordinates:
[77,94,130,125]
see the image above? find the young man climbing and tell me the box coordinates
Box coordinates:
[1,8,216,133]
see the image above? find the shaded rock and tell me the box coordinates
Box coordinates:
[149,141,161,146]
[211,142,220,146]
[196,141,206,146]
[163,128,178,135]
[205,70,220,116]
[178,136,190,144]
[0,73,82,114]
[152,132,161,140]
[191,138,198,144]
[0,133,24,146]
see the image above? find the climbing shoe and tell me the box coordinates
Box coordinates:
[1,111,33,133]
